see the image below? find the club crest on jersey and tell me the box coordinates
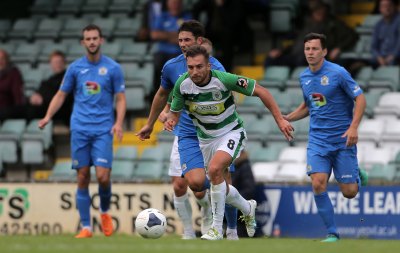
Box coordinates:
[320,75,329,85]
[237,78,248,88]
[98,67,108,75]
[212,90,222,100]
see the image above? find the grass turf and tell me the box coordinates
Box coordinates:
[0,235,399,253]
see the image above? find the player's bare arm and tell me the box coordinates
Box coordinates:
[38,90,68,129]
[342,94,366,147]
[252,84,294,141]
[136,86,171,140]
[164,111,181,132]
[285,102,310,122]
[112,92,126,142]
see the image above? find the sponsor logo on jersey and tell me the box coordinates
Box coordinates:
[98,67,108,75]
[320,75,329,85]
[310,93,326,107]
[80,69,89,74]
[188,102,225,114]
[307,164,312,172]
[305,80,311,85]
[237,78,248,88]
[84,81,101,95]
[182,163,187,171]
[353,85,361,93]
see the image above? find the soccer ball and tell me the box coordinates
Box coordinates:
[135,208,167,239]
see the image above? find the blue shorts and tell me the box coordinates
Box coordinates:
[178,135,235,176]
[306,142,359,184]
[71,130,113,170]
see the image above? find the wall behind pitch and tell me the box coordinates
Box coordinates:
[0,183,201,236]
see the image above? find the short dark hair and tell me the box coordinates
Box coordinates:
[49,50,66,61]
[185,45,209,61]
[304,33,327,49]
[82,24,103,38]
[178,20,205,39]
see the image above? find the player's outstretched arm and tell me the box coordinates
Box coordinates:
[252,84,294,141]
[38,90,68,129]
[136,86,171,140]
[285,102,309,122]
[342,93,366,147]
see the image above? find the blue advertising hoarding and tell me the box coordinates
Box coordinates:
[255,185,399,239]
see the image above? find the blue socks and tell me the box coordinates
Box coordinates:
[76,188,91,227]
[225,204,237,229]
[314,191,338,237]
[99,184,112,213]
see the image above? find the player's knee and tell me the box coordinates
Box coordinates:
[342,189,358,199]
[97,173,110,186]
[207,165,223,179]
[311,179,327,193]
[172,180,187,196]
[188,182,204,192]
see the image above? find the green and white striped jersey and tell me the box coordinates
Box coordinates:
[170,70,256,139]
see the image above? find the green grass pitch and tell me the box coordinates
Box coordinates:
[0,235,399,253]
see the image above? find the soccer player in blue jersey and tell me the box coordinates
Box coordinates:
[285,33,367,242]
[136,20,239,240]
[38,24,126,238]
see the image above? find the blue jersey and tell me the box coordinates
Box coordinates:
[299,60,363,145]
[60,55,125,132]
[161,54,225,137]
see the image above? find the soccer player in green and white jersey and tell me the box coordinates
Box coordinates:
[164,45,294,240]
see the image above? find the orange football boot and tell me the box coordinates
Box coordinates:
[101,213,113,236]
[75,228,93,238]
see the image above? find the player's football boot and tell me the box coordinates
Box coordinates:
[201,227,223,240]
[200,205,213,235]
[101,213,113,236]
[226,230,239,240]
[75,228,92,238]
[359,168,368,186]
[321,234,339,242]
[239,200,257,237]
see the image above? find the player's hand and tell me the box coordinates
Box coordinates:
[158,111,168,123]
[111,124,123,142]
[38,117,49,129]
[342,127,358,147]
[277,119,295,141]
[136,124,153,141]
[164,119,176,132]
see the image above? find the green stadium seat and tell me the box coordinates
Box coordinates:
[56,0,85,16]
[21,119,53,164]
[117,42,149,63]
[48,159,75,181]
[0,119,27,163]
[285,66,307,88]
[111,160,135,181]
[114,146,138,160]
[8,18,39,42]
[30,0,59,17]
[101,42,121,59]
[368,66,400,92]
[367,164,396,182]
[92,18,117,40]
[0,20,12,41]
[108,0,135,16]
[81,0,110,16]
[12,43,41,65]
[134,160,163,181]
[34,18,64,41]
[259,66,290,91]
[364,91,382,118]
[355,66,373,91]
[60,18,92,40]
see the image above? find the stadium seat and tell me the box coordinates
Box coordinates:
[340,35,372,61]
[285,66,307,88]
[368,66,400,92]
[360,147,393,170]
[0,119,27,163]
[0,43,16,55]
[48,159,75,181]
[0,20,12,41]
[278,146,307,163]
[251,162,280,183]
[30,0,60,17]
[355,14,381,35]
[21,119,53,164]
[248,146,284,163]
[374,92,400,119]
[246,115,274,142]
[101,42,121,59]
[125,86,147,112]
[7,18,38,42]
[12,43,42,65]
[91,17,117,40]
[55,0,85,17]
[60,18,92,40]
[366,164,396,182]
[124,63,154,95]
[108,0,135,16]
[140,146,165,162]
[117,42,149,63]
[23,69,44,97]
[355,66,373,91]
[134,161,164,181]
[286,88,304,111]
[157,130,175,144]
[380,119,400,147]
[364,91,383,118]
[114,146,138,160]
[81,0,110,16]
[111,160,135,181]
[66,43,86,62]
[259,66,290,91]
[236,96,266,117]
[275,162,307,182]
[34,18,64,41]
[290,119,309,145]
[113,18,141,39]
[358,118,385,147]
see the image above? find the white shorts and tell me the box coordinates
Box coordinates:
[199,128,247,169]
[168,136,182,177]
